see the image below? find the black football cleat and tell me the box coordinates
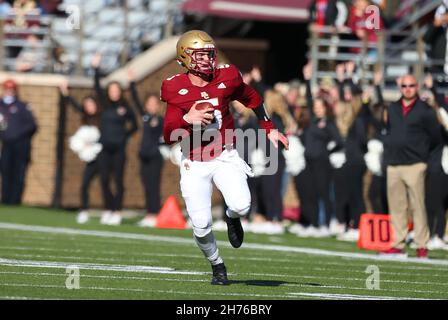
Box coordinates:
[225,215,244,248]
[211,263,229,285]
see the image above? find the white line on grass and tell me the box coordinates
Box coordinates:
[286,292,429,300]
[0,283,298,299]
[1,244,448,273]
[0,258,206,275]
[1,222,448,266]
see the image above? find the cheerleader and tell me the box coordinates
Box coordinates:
[59,80,102,224]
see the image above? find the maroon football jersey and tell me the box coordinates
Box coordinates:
[161,64,263,161]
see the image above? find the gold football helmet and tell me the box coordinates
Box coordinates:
[176,30,217,75]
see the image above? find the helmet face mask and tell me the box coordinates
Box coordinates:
[177,30,217,76]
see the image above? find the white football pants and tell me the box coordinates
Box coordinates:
[180,148,252,238]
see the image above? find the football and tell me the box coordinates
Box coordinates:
[195,101,214,113]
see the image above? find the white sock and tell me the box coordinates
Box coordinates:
[194,231,223,265]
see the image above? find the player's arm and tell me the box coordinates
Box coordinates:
[163,102,214,145]
[233,78,289,150]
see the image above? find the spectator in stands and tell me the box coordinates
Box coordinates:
[0,0,12,17]
[381,75,441,258]
[241,66,268,97]
[59,80,102,224]
[37,0,62,15]
[423,0,448,76]
[309,0,348,32]
[0,79,37,205]
[127,68,165,228]
[347,0,384,58]
[15,32,47,72]
[12,0,40,27]
[91,53,138,226]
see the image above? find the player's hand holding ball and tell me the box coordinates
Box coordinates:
[184,101,215,127]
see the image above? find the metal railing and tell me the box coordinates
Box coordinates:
[308,1,446,88]
[0,14,56,73]
[0,0,185,75]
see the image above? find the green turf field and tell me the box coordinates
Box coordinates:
[0,205,447,300]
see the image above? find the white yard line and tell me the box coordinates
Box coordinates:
[0,283,297,299]
[1,245,447,273]
[286,292,430,300]
[0,258,206,275]
[1,222,448,266]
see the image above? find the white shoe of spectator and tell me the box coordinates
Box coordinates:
[213,219,228,232]
[337,228,359,242]
[265,222,285,235]
[138,216,156,228]
[315,226,332,238]
[76,211,89,224]
[107,213,122,226]
[444,235,448,243]
[100,211,113,225]
[250,222,284,235]
[329,219,346,236]
[427,236,448,250]
[288,223,306,235]
[300,226,320,238]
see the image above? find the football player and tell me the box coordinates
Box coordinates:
[161,30,289,285]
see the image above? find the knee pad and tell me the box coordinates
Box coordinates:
[191,214,212,238]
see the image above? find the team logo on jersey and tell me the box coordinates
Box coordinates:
[217,83,226,89]
[178,89,188,95]
[201,92,209,99]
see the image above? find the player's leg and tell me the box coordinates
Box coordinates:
[180,159,228,284]
[213,151,252,248]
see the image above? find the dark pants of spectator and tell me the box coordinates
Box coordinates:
[307,157,333,227]
[348,163,366,228]
[369,174,388,214]
[80,160,99,210]
[293,167,317,227]
[425,169,448,239]
[1,139,31,205]
[98,145,126,211]
[258,157,285,221]
[140,154,164,214]
[334,163,367,228]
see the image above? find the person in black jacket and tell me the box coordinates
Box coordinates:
[0,79,37,204]
[59,80,102,224]
[127,68,164,227]
[423,73,448,249]
[381,75,441,258]
[332,62,368,241]
[91,53,138,225]
[423,1,448,75]
[304,67,344,236]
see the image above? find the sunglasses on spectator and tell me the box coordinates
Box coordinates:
[401,84,417,88]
